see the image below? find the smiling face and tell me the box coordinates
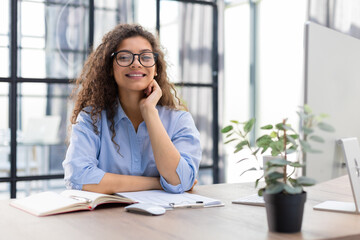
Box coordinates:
[113,36,157,97]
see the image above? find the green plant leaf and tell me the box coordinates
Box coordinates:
[283,124,295,132]
[303,104,312,114]
[288,177,297,186]
[289,162,304,168]
[234,140,248,153]
[317,122,335,132]
[236,158,249,164]
[264,168,282,177]
[252,148,260,156]
[261,146,269,154]
[306,148,323,153]
[289,134,299,139]
[256,135,272,146]
[303,127,314,135]
[230,120,240,124]
[221,125,233,133]
[265,171,284,181]
[269,141,283,156]
[286,143,298,154]
[309,135,325,143]
[270,131,277,138]
[244,118,255,133]
[268,158,289,166]
[240,167,257,176]
[258,188,264,196]
[319,113,329,119]
[260,124,273,130]
[296,176,316,186]
[270,148,281,156]
[300,140,311,151]
[234,147,243,153]
[283,184,303,194]
[256,135,273,154]
[225,132,234,138]
[235,140,248,149]
[255,177,263,188]
[287,135,297,145]
[286,148,297,154]
[265,182,285,194]
[271,141,284,151]
[224,138,237,144]
[297,111,307,121]
[275,123,285,130]
[288,144,298,150]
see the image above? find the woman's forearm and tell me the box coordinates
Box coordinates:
[82,173,162,194]
[142,108,181,186]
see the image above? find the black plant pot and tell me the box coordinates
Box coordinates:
[263,191,307,233]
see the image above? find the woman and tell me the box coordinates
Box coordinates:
[63,24,202,194]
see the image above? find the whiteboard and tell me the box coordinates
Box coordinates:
[304,22,360,182]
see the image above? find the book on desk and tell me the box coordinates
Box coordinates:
[10,189,224,217]
[10,190,135,216]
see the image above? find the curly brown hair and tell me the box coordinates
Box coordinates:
[70,24,185,150]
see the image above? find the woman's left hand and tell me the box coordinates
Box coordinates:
[187,179,198,192]
[140,79,162,115]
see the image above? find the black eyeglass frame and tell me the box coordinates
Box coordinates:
[111,50,159,68]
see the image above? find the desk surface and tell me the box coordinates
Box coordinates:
[1,175,359,240]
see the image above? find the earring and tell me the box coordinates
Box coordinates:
[155,72,158,76]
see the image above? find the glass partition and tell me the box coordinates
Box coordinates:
[0,183,10,199]
[160,1,213,84]
[198,169,213,185]
[93,0,156,49]
[135,0,156,34]
[16,83,72,176]
[0,83,9,178]
[16,179,65,198]
[19,0,89,79]
[177,86,213,167]
[0,0,10,77]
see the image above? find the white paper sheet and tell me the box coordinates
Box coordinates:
[117,190,224,209]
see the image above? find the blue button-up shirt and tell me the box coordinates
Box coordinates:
[63,103,202,193]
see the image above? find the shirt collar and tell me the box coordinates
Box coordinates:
[114,98,128,124]
[113,98,163,125]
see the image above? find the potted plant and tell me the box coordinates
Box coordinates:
[221,105,334,233]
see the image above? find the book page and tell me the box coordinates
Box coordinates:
[61,190,134,208]
[61,190,107,202]
[10,192,84,216]
[117,190,223,209]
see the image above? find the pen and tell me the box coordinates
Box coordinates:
[169,201,204,209]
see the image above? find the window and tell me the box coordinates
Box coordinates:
[1,0,219,198]
[223,0,307,183]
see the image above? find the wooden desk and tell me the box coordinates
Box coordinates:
[1,175,359,240]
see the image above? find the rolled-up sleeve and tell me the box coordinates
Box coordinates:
[62,111,106,190]
[160,112,202,193]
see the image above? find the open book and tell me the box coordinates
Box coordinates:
[10,190,135,217]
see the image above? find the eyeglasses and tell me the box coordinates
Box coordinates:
[111,50,158,68]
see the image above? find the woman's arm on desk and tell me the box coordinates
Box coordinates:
[82,173,162,194]
[83,174,198,194]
